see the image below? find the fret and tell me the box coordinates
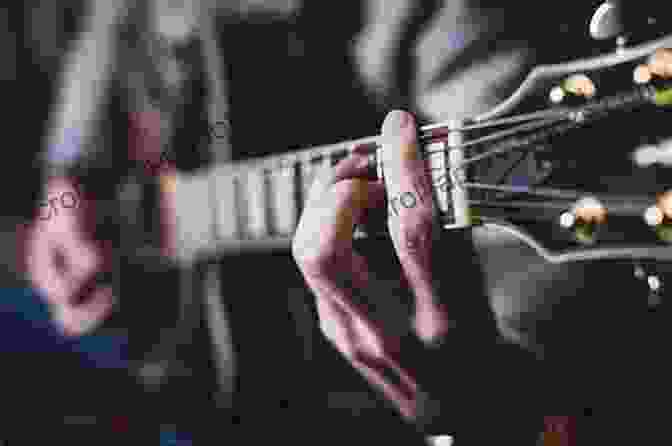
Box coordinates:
[427,141,450,214]
[173,172,216,261]
[269,163,298,236]
[299,158,318,208]
[172,122,463,259]
[238,168,269,239]
[212,165,239,240]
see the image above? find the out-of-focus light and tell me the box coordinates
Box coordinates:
[564,73,596,98]
[648,275,661,291]
[549,86,565,103]
[634,65,652,84]
[644,205,663,226]
[427,435,454,446]
[559,211,576,229]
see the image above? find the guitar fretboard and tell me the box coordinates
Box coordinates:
[170,119,460,261]
[171,135,383,261]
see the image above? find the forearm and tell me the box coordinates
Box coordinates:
[42,0,132,176]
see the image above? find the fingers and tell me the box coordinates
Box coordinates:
[353,357,418,420]
[23,176,114,336]
[381,110,449,344]
[25,227,71,306]
[304,152,377,206]
[294,175,382,320]
[315,294,358,359]
[294,152,384,281]
[53,285,115,336]
[315,289,420,420]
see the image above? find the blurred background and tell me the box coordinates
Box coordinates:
[5,0,670,444]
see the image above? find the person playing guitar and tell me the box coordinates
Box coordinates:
[16,0,672,443]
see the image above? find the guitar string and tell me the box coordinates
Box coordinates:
[421,107,571,132]
[422,116,567,154]
[467,199,651,218]
[218,83,664,230]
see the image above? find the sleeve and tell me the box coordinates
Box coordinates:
[1,1,136,225]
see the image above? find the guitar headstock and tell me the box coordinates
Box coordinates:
[426,29,672,265]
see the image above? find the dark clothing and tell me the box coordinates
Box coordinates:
[11,1,672,444]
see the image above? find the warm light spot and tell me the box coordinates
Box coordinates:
[564,74,596,98]
[573,196,606,224]
[657,190,672,217]
[634,64,652,84]
[159,171,177,196]
[648,48,672,78]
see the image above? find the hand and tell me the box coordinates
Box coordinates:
[292,110,449,420]
[19,176,115,336]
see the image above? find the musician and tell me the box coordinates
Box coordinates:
[13,0,672,443]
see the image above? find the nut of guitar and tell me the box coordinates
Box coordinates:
[559,196,606,245]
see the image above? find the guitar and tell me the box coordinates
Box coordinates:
[143,31,672,277]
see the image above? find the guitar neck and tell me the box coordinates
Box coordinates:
[169,134,381,261]
[169,118,468,262]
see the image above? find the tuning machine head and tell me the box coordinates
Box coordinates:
[559,196,606,244]
[644,191,672,242]
[633,262,666,309]
[549,74,597,104]
[590,1,662,52]
[590,1,628,50]
[633,48,672,84]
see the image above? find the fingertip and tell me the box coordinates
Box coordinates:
[382,110,416,140]
[382,110,411,134]
[381,110,419,165]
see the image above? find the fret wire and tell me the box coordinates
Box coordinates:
[244,168,268,238]
[233,175,244,239]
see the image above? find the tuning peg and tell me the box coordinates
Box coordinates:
[634,49,672,83]
[632,262,665,309]
[590,1,661,51]
[633,64,653,84]
[647,48,672,79]
[549,74,596,104]
[644,191,672,242]
[559,196,606,244]
[590,2,625,41]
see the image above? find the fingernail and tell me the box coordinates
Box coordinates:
[382,110,410,135]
